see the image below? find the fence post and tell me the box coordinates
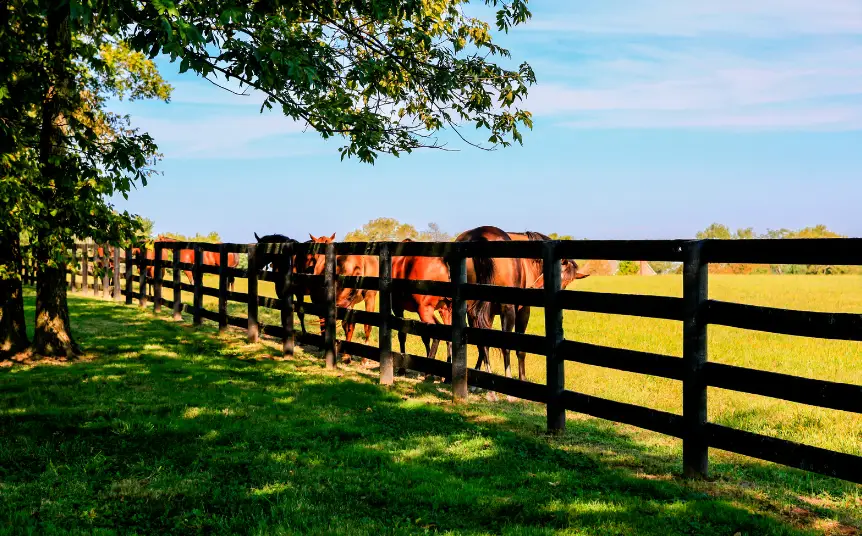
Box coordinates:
[138,246,148,307]
[113,247,121,302]
[450,244,468,400]
[172,246,182,320]
[101,245,109,299]
[69,245,78,292]
[683,240,709,478]
[193,244,203,326]
[82,244,89,293]
[543,241,565,432]
[247,244,259,341]
[93,245,101,295]
[124,248,133,305]
[218,244,228,332]
[323,242,337,369]
[281,242,295,357]
[378,243,393,385]
[153,242,163,313]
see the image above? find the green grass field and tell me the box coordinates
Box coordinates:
[2,283,862,535]
[130,272,862,456]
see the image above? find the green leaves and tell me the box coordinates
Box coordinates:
[119,0,535,163]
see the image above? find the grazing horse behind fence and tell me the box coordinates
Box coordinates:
[391,238,453,365]
[155,236,240,292]
[305,233,379,365]
[505,231,588,380]
[454,226,588,380]
[252,233,299,342]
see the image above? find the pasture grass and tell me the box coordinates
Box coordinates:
[2,283,861,534]
[135,273,862,456]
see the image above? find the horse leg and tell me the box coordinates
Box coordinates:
[515,305,532,382]
[418,305,439,359]
[418,304,441,381]
[343,320,357,364]
[363,292,375,341]
[359,292,376,367]
[500,304,517,379]
[392,306,407,376]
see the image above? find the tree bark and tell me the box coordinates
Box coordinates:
[0,230,28,358]
[32,256,79,356]
[33,0,78,357]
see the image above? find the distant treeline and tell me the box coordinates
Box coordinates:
[692,223,858,275]
[139,219,858,276]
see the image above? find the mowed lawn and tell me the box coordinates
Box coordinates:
[147,272,862,454]
[2,275,861,534]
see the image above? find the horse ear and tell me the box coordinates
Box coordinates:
[309,233,317,241]
[329,233,336,241]
[254,232,261,242]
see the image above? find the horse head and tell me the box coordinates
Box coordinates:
[561,258,589,289]
[305,233,335,276]
[253,233,296,276]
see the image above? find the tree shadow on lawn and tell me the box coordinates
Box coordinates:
[0,292,855,535]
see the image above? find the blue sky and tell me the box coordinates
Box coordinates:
[110,0,862,242]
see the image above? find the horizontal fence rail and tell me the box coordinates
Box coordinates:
[19,238,860,486]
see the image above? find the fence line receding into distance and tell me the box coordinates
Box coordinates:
[21,237,862,485]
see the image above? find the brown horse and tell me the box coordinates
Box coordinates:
[455,226,588,380]
[504,231,588,380]
[155,236,240,291]
[130,241,169,296]
[305,233,378,364]
[391,238,452,363]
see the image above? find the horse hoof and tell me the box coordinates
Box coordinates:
[506,395,518,403]
[486,391,498,402]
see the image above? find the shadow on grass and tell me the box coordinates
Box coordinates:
[0,291,855,535]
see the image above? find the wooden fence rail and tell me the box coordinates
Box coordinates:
[19,238,862,486]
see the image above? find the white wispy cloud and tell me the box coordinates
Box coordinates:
[132,112,323,159]
[526,0,862,37]
[516,2,862,131]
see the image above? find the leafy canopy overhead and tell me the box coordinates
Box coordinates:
[119,0,535,162]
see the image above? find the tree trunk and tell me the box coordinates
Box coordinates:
[33,0,78,357]
[0,230,28,357]
[32,257,79,356]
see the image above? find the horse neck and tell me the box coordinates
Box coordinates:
[522,258,544,288]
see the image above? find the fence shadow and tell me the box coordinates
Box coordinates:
[0,291,856,534]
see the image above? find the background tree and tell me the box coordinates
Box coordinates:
[617,261,640,276]
[4,0,534,356]
[1,1,172,356]
[696,223,733,240]
[420,223,453,242]
[158,231,222,244]
[123,0,535,162]
[345,218,420,242]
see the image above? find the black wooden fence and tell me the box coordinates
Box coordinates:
[25,238,862,485]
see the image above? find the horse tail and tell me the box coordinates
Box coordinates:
[469,239,495,331]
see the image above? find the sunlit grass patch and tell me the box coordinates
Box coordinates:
[2,284,861,535]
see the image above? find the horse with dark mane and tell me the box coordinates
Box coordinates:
[454,226,588,380]
[253,233,300,346]
[391,238,453,364]
[504,230,588,380]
